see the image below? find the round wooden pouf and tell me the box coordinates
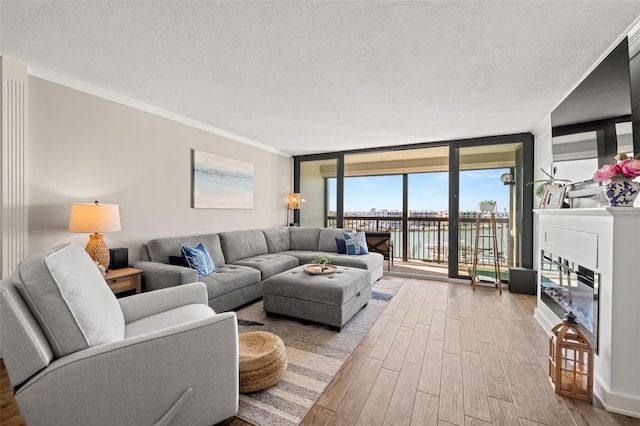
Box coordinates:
[238,331,287,393]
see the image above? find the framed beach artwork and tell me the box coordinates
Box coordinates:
[192,149,254,209]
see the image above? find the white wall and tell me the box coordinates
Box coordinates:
[531,115,552,270]
[28,77,292,259]
[532,115,553,190]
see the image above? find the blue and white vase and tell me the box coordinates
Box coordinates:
[604,179,640,206]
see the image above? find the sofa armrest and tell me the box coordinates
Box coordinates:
[131,260,198,291]
[118,282,209,323]
[15,312,239,426]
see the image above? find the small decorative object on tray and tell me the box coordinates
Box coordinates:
[304,264,337,275]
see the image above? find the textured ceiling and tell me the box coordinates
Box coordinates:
[2,2,640,156]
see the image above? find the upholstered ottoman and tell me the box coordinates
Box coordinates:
[238,331,287,393]
[263,265,371,331]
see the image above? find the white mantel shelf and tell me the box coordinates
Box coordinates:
[534,207,640,217]
[534,208,640,418]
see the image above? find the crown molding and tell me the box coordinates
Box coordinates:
[27,65,291,158]
[629,18,640,54]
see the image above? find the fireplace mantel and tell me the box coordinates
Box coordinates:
[534,207,640,417]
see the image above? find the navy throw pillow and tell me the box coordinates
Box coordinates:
[168,255,188,267]
[335,238,347,254]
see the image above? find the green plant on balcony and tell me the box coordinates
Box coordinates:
[478,200,497,212]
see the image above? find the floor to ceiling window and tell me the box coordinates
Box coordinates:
[294,134,534,280]
[341,175,403,229]
[407,171,449,274]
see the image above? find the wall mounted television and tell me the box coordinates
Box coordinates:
[550,37,639,203]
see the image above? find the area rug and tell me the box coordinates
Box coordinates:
[234,277,401,426]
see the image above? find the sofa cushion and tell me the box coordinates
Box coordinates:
[344,231,369,255]
[232,253,300,280]
[13,243,125,358]
[181,243,216,278]
[219,229,269,264]
[262,227,291,253]
[327,253,383,271]
[278,250,324,265]
[318,228,350,253]
[200,265,262,299]
[289,227,321,251]
[147,234,226,266]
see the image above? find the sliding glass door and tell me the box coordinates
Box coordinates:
[449,137,534,279]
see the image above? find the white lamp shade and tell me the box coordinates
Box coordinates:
[69,202,121,233]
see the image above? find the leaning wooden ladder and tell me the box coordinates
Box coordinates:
[471,211,502,294]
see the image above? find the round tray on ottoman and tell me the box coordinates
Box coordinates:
[238,331,287,393]
[304,264,337,275]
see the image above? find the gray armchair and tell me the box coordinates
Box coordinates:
[0,243,238,426]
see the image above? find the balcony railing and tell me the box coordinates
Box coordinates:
[328,215,510,267]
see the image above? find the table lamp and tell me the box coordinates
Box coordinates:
[69,201,121,270]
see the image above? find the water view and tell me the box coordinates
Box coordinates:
[331,213,511,268]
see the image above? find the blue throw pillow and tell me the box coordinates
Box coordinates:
[181,243,216,278]
[343,231,369,255]
[335,238,347,254]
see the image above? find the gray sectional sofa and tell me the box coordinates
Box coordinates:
[132,227,384,312]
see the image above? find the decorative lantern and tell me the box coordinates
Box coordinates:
[548,312,594,402]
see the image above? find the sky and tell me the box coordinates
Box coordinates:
[329,168,511,212]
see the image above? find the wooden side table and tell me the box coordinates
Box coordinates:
[104,267,142,295]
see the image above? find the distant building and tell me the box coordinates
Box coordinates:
[336,208,509,219]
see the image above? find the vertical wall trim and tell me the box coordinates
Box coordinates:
[1,56,28,278]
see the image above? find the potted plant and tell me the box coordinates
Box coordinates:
[478,200,497,212]
[528,164,571,198]
[313,254,330,271]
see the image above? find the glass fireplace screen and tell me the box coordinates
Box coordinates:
[540,250,599,352]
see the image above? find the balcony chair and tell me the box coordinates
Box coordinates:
[0,243,238,426]
[365,231,394,271]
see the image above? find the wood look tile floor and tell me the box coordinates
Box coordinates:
[3,276,640,426]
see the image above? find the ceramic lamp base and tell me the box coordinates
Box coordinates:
[85,233,110,270]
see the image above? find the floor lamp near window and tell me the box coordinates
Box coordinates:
[69,201,121,271]
[288,193,300,226]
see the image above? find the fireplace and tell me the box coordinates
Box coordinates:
[540,250,599,352]
[535,208,640,416]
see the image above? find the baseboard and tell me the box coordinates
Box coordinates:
[384,270,468,284]
[594,379,640,418]
[533,304,556,337]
